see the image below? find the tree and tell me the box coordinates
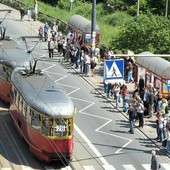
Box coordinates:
[112,14,170,54]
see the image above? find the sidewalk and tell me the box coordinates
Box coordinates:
[81,63,170,157]
[0,2,169,158]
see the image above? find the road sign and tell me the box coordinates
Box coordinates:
[104,59,124,83]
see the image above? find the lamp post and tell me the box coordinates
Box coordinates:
[91,0,96,58]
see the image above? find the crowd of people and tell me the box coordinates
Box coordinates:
[104,71,170,155]
[37,21,170,155]
[38,22,99,77]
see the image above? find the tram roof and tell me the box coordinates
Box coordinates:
[69,15,100,33]
[136,52,170,80]
[11,68,75,117]
[0,40,30,69]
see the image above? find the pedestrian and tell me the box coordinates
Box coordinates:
[84,52,91,76]
[126,61,134,83]
[138,75,145,99]
[74,47,80,69]
[166,129,170,154]
[150,150,161,170]
[90,57,97,77]
[80,50,85,73]
[48,38,54,58]
[113,83,120,109]
[136,98,145,127]
[38,26,43,39]
[19,7,25,20]
[148,89,155,118]
[44,22,49,42]
[127,103,136,134]
[121,84,129,113]
[27,8,32,21]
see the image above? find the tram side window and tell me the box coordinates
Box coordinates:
[155,78,161,90]
[32,111,41,130]
[42,115,50,136]
[11,86,16,101]
[15,92,20,107]
[22,101,27,117]
[26,107,32,125]
[19,96,23,112]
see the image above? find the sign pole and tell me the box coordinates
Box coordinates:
[91,0,96,58]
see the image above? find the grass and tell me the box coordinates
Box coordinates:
[12,0,117,48]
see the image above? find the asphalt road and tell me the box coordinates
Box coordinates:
[0,3,170,170]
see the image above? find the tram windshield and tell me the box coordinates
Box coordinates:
[41,116,73,137]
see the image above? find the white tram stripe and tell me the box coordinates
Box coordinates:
[102,165,116,170]
[161,163,170,170]
[141,164,151,170]
[122,164,136,170]
[83,165,95,170]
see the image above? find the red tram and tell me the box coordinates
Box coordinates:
[0,39,30,103]
[9,65,76,162]
[134,52,170,96]
[68,15,100,49]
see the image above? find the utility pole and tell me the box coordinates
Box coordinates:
[137,0,140,17]
[91,0,96,58]
[165,0,169,17]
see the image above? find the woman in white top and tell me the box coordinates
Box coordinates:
[84,52,91,75]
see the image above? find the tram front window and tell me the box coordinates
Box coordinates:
[51,118,72,137]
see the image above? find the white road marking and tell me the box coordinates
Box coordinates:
[161,163,170,169]
[122,164,136,170]
[102,165,116,170]
[142,164,151,170]
[83,166,96,170]
[75,125,110,166]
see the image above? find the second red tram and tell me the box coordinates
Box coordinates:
[68,14,100,49]
[135,52,170,96]
[0,39,30,103]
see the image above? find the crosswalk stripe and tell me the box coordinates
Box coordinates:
[122,164,136,170]
[83,166,95,170]
[61,166,72,170]
[102,165,116,170]
[141,164,150,170]
[161,163,170,170]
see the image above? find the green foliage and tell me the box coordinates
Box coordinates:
[2,0,170,54]
[104,11,133,26]
[112,14,170,54]
[57,0,70,10]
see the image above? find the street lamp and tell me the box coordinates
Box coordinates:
[91,0,96,58]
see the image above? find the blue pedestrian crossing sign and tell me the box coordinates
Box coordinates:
[104,59,124,82]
